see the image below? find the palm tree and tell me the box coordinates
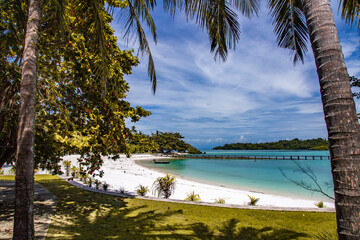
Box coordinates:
[152,174,176,198]
[267,0,359,238]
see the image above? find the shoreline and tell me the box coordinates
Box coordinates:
[61,154,335,209]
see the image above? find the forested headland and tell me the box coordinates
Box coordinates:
[213,138,329,150]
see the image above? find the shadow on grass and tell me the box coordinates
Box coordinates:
[36,177,309,240]
[193,219,307,240]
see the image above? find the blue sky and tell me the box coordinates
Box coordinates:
[112,0,360,149]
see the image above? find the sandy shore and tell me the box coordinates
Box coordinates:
[61,154,335,209]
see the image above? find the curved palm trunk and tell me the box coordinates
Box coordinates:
[13,0,43,239]
[302,0,360,239]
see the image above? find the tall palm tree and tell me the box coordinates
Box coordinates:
[267,0,359,238]
[13,0,43,238]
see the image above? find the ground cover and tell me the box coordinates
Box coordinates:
[0,175,336,239]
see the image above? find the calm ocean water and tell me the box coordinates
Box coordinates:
[138,150,334,201]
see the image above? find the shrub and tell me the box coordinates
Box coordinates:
[136,185,149,196]
[87,177,94,187]
[315,201,324,208]
[63,160,72,176]
[0,169,4,175]
[119,187,126,194]
[214,198,226,204]
[185,191,201,201]
[248,195,260,206]
[152,174,176,198]
[102,182,109,191]
[94,179,102,189]
[70,166,79,179]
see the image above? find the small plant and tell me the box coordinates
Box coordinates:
[63,160,72,176]
[80,173,89,183]
[248,195,260,206]
[185,191,201,201]
[94,179,102,189]
[152,174,176,198]
[315,201,324,208]
[136,185,149,196]
[0,169,4,175]
[71,166,79,179]
[102,182,109,191]
[214,197,226,204]
[87,177,94,187]
[119,187,126,194]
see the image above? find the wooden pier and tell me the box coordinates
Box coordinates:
[184,154,330,160]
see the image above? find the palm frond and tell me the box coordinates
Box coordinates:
[229,0,260,18]
[340,0,360,29]
[123,0,157,93]
[167,0,259,61]
[268,0,308,63]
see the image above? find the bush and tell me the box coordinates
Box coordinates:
[70,166,79,179]
[136,185,149,196]
[185,191,201,201]
[102,182,109,191]
[94,179,101,189]
[248,195,260,206]
[315,201,324,208]
[87,177,94,187]
[63,160,72,176]
[119,187,126,194]
[152,174,176,198]
[214,198,226,204]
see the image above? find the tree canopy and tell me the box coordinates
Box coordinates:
[129,130,201,154]
[0,0,150,176]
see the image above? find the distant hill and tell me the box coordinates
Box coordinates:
[213,138,329,150]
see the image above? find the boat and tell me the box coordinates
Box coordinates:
[153,159,170,164]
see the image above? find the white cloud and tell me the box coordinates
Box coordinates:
[113,1,355,148]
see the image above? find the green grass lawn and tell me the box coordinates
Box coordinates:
[0,175,336,239]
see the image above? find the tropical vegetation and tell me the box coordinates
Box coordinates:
[136,184,149,196]
[213,138,329,150]
[185,191,202,202]
[130,130,201,154]
[152,174,176,198]
[248,195,260,206]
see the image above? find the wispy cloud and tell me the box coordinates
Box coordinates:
[115,1,358,149]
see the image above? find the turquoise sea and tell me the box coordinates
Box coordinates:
[137,150,334,201]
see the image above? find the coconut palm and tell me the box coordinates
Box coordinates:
[267,0,360,238]
[152,174,176,198]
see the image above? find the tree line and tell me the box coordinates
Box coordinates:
[129,130,201,154]
[213,138,329,150]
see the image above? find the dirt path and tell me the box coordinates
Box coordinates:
[0,181,57,240]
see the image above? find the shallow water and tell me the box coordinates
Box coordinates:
[138,150,334,201]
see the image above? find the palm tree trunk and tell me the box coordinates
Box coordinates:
[302,0,360,239]
[13,0,43,239]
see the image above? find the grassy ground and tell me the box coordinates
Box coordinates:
[0,175,336,239]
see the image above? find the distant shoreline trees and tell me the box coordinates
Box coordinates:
[213,138,328,150]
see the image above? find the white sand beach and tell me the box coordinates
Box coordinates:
[61,154,335,210]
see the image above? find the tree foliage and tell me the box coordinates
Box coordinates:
[213,138,329,150]
[0,0,150,176]
[129,130,201,153]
